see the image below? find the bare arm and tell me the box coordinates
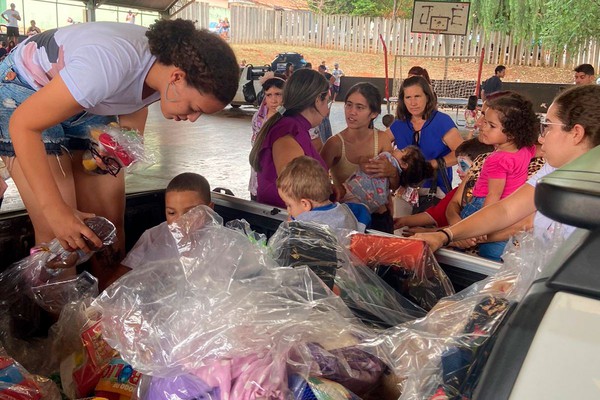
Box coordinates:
[445,179,467,225]
[272,135,305,175]
[394,212,436,229]
[415,184,537,251]
[9,74,103,249]
[118,107,148,134]
[436,127,463,168]
[319,135,342,170]
[485,213,535,242]
[483,178,505,207]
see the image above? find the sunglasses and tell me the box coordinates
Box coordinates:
[539,121,564,138]
[89,144,122,177]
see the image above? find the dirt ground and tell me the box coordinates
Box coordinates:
[231,43,575,84]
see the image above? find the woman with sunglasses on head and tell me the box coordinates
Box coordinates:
[416,84,600,252]
[0,19,238,285]
[386,76,464,201]
[249,68,330,208]
[320,82,400,232]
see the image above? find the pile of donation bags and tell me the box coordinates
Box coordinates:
[0,205,562,399]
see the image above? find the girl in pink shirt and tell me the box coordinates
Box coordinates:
[460,92,538,261]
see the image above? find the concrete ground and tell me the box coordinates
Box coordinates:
[0,101,465,214]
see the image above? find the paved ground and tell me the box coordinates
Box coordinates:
[1,101,462,214]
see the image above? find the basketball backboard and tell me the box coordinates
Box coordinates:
[411,1,470,36]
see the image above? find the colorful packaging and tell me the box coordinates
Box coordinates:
[94,358,141,400]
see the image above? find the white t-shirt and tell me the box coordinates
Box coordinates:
[331,68,344,86]
[12,22,160,116]
[2,9,20,27]
[527,163,576,242]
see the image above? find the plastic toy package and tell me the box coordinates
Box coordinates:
[357,229,568,400]
[268,221,427,329]
[0,345,62,400]
[349,233,455,311]
[82,124,154,176]
[95,208,410,398]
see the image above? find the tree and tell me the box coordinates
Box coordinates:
[541,0,600,54]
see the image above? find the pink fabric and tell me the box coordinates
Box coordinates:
[472,145,535,199]
[191,353,286,400]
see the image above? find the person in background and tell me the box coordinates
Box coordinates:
[284,62,294,80]
[321,60,328,72]
[126,10,137,24]
[0,19,239,288]
[249,77,285,200]
[481,65,506,100]
[331,62,344,103]
[277,156,370,232]
[407,65,431,85]
[573,63,595,85]
[26,20,41,37]
[317,64,335,143]
[0,41,7,60]
[6,40,15,53]
[249,69,330,208]
[416,85,600,252]
[114,172,214,281]
[2,3,21,44]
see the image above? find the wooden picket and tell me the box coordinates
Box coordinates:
[215,4,599,69]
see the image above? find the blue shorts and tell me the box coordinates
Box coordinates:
[461,196,507,262]
[0,54,117,157]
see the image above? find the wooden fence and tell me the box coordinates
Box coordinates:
[227,4,600,70]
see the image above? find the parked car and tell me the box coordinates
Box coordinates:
[230,64,271,108]
[270,52,307,74]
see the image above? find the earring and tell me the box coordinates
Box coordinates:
[165,82,179,102]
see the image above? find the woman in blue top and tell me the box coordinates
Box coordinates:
[387,76,463,197]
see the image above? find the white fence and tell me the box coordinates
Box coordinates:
[227,5,600,69]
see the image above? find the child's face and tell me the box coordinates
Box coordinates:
[278,189,312,218]
[392,148,410,169]
[478,108,508,146]
[456,156,473,180]
[165,190,209,224]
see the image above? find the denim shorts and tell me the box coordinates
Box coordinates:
[0,54,117,157]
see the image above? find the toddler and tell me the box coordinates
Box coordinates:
[343,145,434,213]
[460,93,538,261]
[277,156,370,232]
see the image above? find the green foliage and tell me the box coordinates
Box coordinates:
[308,0,394,17]
[541,0,600,54]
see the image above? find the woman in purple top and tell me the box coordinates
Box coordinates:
[249,69,330,208]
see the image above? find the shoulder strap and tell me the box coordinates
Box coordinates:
[373,129,379,157]
[436,157,452,193]
[338,133,346,159]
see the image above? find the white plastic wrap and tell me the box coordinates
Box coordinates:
[94,207,360,385]
[268,221,426,328]
[359,228,567,399]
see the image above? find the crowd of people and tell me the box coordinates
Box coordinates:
[0,15,598,399]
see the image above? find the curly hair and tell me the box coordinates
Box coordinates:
[486,93,539,149]
[146,19,239,105]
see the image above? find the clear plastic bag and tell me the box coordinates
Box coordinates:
[269,221,426,328]
[349,233,455,311]
[82,123,154,176]
[0,345,61,400]
[359,229,565,399]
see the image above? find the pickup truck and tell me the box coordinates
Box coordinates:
[0,146,598,398]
